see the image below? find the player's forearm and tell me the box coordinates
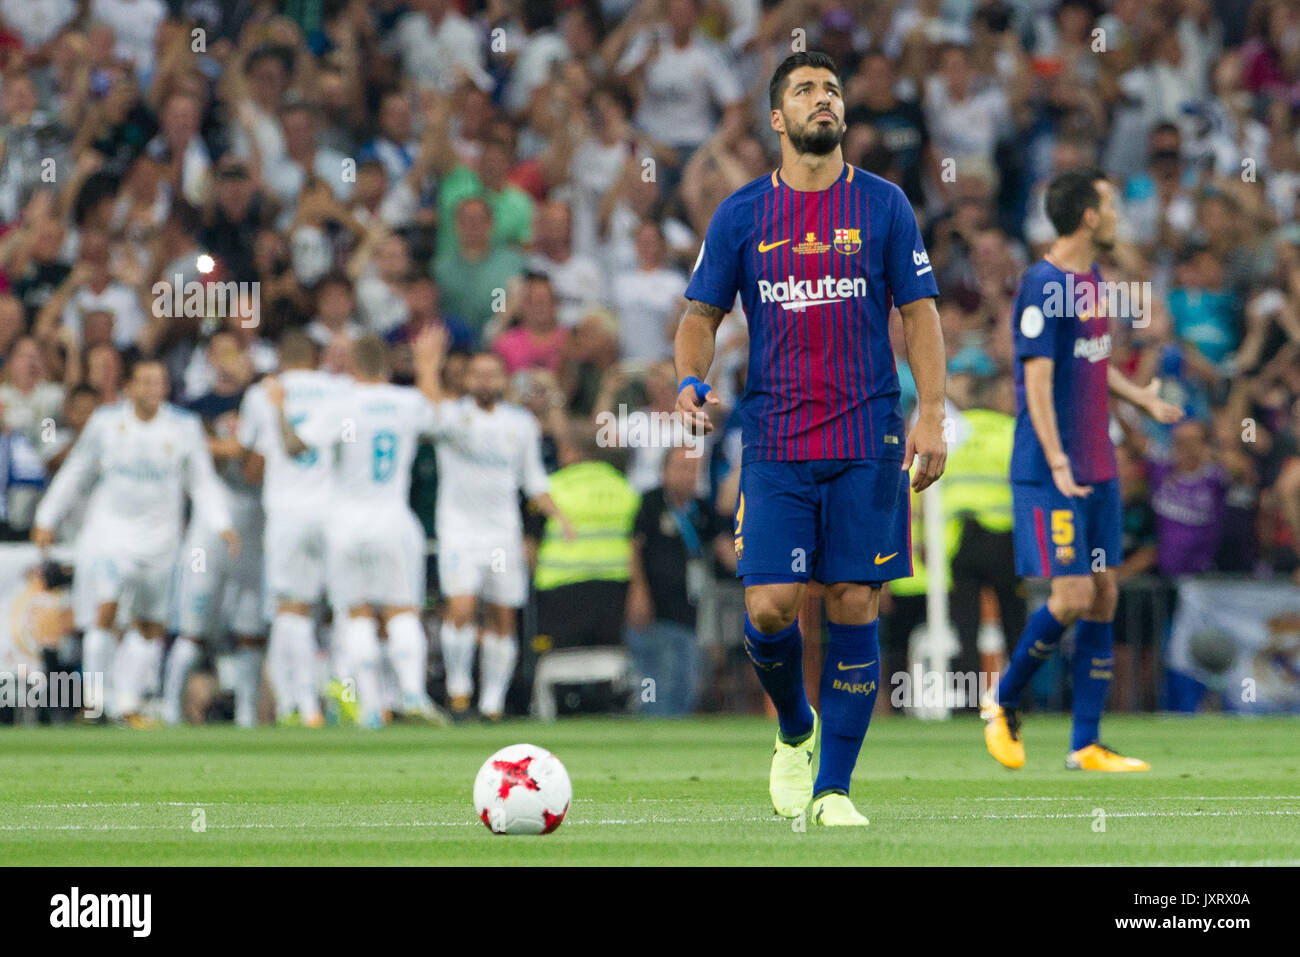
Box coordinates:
[899,298,945,422]
[529,492,564,523]
[414,341,445,405]
[273,406,308,458]
[673,301,725,382]
[1024,360,1067,465]
[1107,365,1149,408]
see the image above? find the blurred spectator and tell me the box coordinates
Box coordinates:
[527,199,603,327]
[434,196,528,338]
[610,220,686,361]
[1150,420,1229,576]
[627,445,734,716]
[493,272,566,374]
[304,271,362,349]
[533,418,640,651]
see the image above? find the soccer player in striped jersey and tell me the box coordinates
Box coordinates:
[983,168,1183,772]
[675,52,948,825]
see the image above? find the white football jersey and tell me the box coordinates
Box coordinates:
[239,369,348,515]
[35,401,232,559]
[432,396,549,543]
[298,380,436,510]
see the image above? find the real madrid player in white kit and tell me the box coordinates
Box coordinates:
[165,337,267,727]
[237,332,347,726]
[32,358,238,724]
[267,330,447,727]
[433,352,571,721]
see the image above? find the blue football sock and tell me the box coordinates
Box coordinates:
[743,615,814,743]
[813,621,880,797]
[1071,619,1114,751]
[997,604,1066,709]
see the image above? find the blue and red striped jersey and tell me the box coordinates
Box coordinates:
[1010,259,1117,485]
[685,164,938,464]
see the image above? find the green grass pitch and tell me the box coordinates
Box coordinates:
[2,715,1297,865]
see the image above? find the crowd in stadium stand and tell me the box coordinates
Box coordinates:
[0,0,1297,718]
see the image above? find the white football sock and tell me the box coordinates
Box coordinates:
[234,646,264,728]
[139,636,164,700]
[380,656,402,712]
[269,613,318,720]
[343,616,382,720]
[162,637,202,726]
[440,620,477,699]
[478,632,518,717]
[266,614,297,719]
[290,627,322,723]
[82,628,115,716]
[386,612,429,703]
[113,629,148,717]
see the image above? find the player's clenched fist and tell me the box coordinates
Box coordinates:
[676,376,720,435]
[903,410,947,492]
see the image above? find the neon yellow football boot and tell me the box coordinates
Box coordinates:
[981,690,1026,769]
[1066,743,1150,772]
[769,711,817,817]
[811,792,870,827]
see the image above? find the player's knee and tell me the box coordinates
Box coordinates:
[1054,578,1095,619]
[745,592,799,634]
[95,604,117,630]
[1089,575,1118,618]
[824,582,880,624]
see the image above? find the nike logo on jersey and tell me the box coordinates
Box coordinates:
[874,552,897,564]
[758,239,790,253]
[837,660,877,671]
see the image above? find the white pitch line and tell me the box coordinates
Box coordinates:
[1129,858,1300,868]
[895,809,1300,821]
[3,808,1298,832]
[0,816,778,833]
[971,795,1300,802]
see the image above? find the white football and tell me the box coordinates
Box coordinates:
[473,743,572,835]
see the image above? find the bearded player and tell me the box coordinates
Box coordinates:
[675,52,947,826]
[981,168,1183,771]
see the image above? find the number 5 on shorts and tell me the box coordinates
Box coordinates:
[1050,509,1074,546]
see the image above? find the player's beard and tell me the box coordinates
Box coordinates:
[786,114,844,157]
[472,388,502,408]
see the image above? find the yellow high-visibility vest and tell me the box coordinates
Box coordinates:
[534,461,641,591]
[889,407,1014,596]
[942,408,1014,534]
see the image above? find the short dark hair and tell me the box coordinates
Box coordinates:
[1045,167,1106,237]
[354,335,390,378]
[126,353,165,381]
[769,52,840,110]
[277,329,317,367]
[69,383,99,403]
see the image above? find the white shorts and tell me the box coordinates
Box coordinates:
[437,538,529,609]
[79,544,175,626]
[326,508,426,610]
[264,507,330,605]
[177,522,265,638]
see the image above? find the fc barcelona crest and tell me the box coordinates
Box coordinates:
[833,228,861,255]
